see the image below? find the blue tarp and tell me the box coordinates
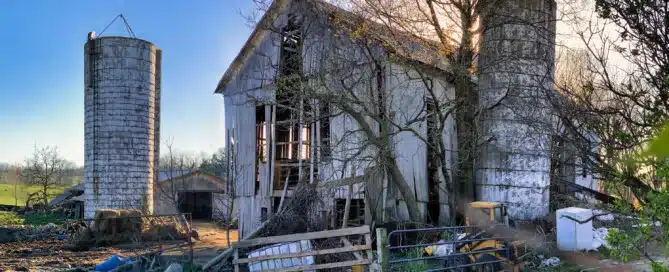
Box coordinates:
[94,255,132,272]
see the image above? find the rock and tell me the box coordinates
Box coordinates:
[592,227,611,250]
[368,262,381,272]
[540,257,560,267]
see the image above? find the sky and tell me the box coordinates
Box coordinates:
[0,0,256,166]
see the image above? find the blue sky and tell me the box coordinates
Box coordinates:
[0,0,255,166]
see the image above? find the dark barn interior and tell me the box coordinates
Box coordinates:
[178,192,213,220]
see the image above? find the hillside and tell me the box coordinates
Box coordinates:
[0,184,68,206]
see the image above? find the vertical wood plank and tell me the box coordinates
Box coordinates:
[234,249,240,272]
[269,104,276,195]
[365,233,373,260]
[342,184,353,228]
[376,228,388,272]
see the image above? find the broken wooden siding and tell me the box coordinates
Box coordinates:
[224,28,280,237]
[385,64,457,223]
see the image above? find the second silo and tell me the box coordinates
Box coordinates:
[476,0,556,220]
[84,35,161,219]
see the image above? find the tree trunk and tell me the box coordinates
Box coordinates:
[454,77,477,221]
[384,154,423,222]
[453,13,478,222]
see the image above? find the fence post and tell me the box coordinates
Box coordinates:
[376,227,388,272]
[233,248,240,272]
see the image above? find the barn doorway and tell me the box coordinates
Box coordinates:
[178,192,213,220]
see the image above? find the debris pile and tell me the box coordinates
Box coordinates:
[0,223,68,243]
[70,210,190,247]
[592,227,611,250]
[141,216,189,242]
[540,256,561,267]
[257,183,324,237]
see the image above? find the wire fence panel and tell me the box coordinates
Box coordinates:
[386,224,514,272]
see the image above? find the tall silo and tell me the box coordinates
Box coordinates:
[84,35,161,219]
[476,0,557,219]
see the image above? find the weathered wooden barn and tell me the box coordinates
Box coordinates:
[217,0,600,237]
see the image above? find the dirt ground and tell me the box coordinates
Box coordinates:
[161,221,239,265]
[554,251,669,272]
[0,222,238,271]
[0,239,179,271]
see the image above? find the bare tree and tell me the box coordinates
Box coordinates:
[20,145,74,208]
[153,139,203,262]
[546,0,669,205]
[239,0,563,224]
[212,144,245,248]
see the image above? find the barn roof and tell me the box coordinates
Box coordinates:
[214,0,450,94]
[157,169,226,185]
[50,169,226,206]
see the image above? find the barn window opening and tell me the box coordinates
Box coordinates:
[273,14,308,190]
[319,102,331,159]
[261,207,268,222]
[335,198,365,227]
[255,105,266,196]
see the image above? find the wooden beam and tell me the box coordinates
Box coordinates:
[233,244,370,264]
[258,259,372,272]
[233,226,370,248]
[317,176,364,188]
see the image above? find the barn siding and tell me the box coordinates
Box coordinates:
[224,26,280,237]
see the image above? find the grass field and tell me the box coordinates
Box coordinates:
[0,184,69,206]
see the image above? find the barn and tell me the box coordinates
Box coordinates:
[154,169,234,221]
[52,170,234,221]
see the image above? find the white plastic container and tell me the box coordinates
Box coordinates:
[556,207,593,251]
[248,240,315,272]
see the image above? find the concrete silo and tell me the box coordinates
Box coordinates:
[476,0,557,219]
[84,35,161,219]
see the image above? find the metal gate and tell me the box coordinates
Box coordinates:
[386,225,513,271]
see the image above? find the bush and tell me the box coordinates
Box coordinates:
[0,211,66,226]
[0,211,24,225]
[22,211,66,226]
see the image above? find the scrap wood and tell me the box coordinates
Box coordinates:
[204,183,324,270]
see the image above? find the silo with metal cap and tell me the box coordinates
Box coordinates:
[84,34,161,218]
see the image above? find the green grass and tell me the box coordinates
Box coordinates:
[0,210,67,225]
[391,248,441,272]
[0,183,68,206]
